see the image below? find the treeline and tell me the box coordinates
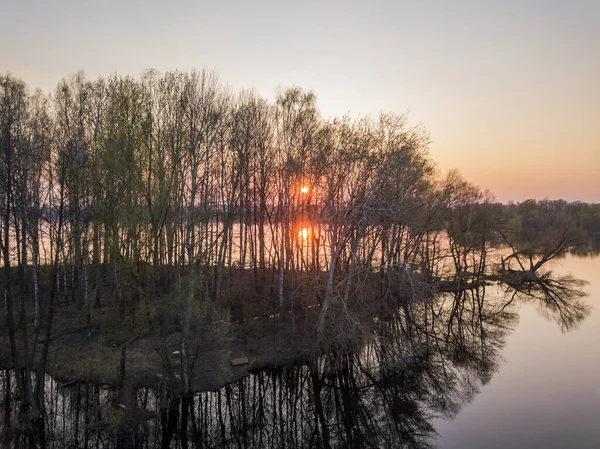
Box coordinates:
[1,70,498,325]
[498,199,600,251]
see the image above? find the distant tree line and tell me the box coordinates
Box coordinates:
[496,199,600,252]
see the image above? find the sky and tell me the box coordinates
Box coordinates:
[1,0,598,203]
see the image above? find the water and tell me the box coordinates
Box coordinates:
[1,254,598,448]
[434,254,600,449]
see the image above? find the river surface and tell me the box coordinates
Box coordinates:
[1,254,598,448]
[435,254,600,449]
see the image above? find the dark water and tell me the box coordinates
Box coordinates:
[1,255,598,448]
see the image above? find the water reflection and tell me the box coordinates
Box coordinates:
[0,270,590,448]
[502,273,589,332]
[570,237,600,258]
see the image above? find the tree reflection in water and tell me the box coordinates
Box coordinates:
[0,275,589,448]
[502,274,589,332]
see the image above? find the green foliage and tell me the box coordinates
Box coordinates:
[499,199,600,251]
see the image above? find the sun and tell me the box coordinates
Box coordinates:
[298,227,309,241]
[300,186,309,194]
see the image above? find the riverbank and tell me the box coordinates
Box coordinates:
[0,301,376,394]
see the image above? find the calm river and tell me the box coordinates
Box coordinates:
[435,254,600,448]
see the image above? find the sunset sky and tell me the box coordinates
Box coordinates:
[2,0,598,203]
